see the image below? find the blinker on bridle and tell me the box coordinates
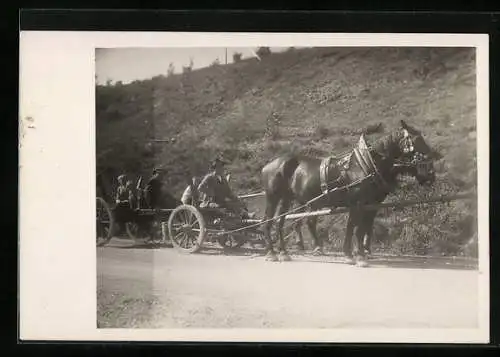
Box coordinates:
[397,129,434,175]
[362,128,434,176]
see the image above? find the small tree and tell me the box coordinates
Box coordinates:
[182,58,194,73]
[211,58,220,66]
[233,52,243,62]
[256,47,272,58]
[167,62,175,76]
[265,111,281,139]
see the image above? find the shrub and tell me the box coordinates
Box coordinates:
[256,47,272,58]
[233,52,243,62]
[314,124,329,140]
[265,111,282,139]
[182,58,194,73]
[211,58,220,67]
[167,63,175,76]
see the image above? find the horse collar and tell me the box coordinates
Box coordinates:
[319,157,332,194]
[354,134,391,191]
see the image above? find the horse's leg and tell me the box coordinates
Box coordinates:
[307,216,324,256]
[262,195,279,262]
[362,210,377,257]
[342,209,356,264]
[354,213,370,268]
[276,197,293,262]
[293,220,305,252]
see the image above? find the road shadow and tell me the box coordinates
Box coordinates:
[201,248,478,271]
[288,253,478,271]
[102,239,478,271]
[200,245,267,258]
[119,242,173,249]
[101,237,173,250]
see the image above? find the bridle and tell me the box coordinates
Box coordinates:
[394,130,434,177]
[369,129,434,178]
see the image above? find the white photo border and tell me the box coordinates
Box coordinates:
[19,31,489,343]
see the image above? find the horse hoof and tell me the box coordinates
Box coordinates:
[279,252,292,262]
[312,247,324,256]
[266,253,279,262]
[356,259,369,268]
[343,257,356,265]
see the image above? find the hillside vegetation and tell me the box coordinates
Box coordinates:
[96,47,478,257]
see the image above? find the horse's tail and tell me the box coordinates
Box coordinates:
[282,155,300,184]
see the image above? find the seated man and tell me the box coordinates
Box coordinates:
[125,179,136,209]
[181,176,200,206]
[113,174,135,233]
[115,174,134,207]
[197,158,255,219]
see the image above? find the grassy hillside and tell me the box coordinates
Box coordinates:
[96,46,478,257]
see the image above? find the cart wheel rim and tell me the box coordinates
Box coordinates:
[168,205,206,253]
[96,197,114,246]
[126,222,139,240]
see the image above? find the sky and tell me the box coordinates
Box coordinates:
[95,47,291,85]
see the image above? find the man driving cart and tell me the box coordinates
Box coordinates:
[197,158,255,219]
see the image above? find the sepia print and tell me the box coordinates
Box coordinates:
[96,46,481,330]
[19,32,488,343]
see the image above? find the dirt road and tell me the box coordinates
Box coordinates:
[97,238,479,329]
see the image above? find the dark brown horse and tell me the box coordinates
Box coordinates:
[340,156,440,266]
[290,158,432,264]
[260,120,438,263]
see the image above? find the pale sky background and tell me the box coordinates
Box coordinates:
[95,47,292,85]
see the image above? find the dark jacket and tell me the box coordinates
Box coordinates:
[144,174,163,208]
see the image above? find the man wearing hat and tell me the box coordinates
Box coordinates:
[197,158,254,218]
[144,167,165,209]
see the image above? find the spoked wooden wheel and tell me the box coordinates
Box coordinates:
[126,222,139,240]
[168,205,206,253]
[127,219,164,245]
[96,197,114,246]
[125,222,156,243]
[148,220,165,245]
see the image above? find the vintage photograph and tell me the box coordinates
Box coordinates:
[95,45,481,331]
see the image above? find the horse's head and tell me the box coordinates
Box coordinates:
[395,120,441,185]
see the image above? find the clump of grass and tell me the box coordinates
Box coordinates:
[314,124,330,140]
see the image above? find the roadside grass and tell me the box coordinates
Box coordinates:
[97,289,159,328]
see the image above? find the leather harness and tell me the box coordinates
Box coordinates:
[319,152,352,195]
[319,134,389,196]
